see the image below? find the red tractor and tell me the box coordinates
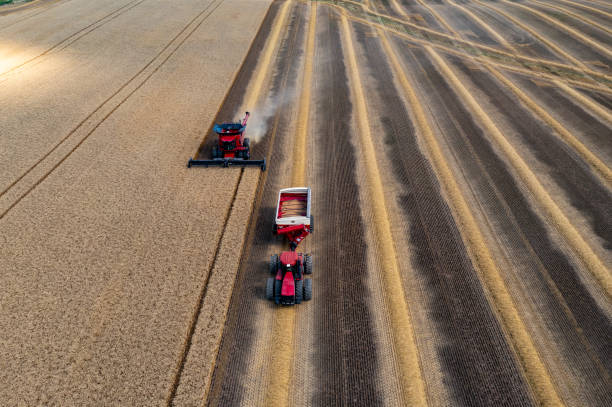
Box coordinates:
[187,112,266,170]
[266,187,313,305]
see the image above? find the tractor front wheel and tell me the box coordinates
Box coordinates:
[309,215,314,233]
[295,279,303,304]
[304,278,312,301]
[266,278,275,300]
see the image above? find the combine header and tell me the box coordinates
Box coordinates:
[187,112,266,170]
[266,187,313,305]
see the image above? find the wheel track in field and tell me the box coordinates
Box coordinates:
[0,0,147,78]
[0,0,226,222]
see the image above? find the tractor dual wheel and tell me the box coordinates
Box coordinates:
[212,146,221,159]
[304,254,313,275]
[304,278,312,301]
[270,254,279,274]
[295,279,303,304]
[266,277,275,300]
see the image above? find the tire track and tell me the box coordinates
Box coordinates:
[341,13,427,406]
[0,0,226,221]
[0,0,147,78]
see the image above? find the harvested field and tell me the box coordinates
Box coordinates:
[1,0,610,405]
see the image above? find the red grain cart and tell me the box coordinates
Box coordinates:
[266,187,313,305]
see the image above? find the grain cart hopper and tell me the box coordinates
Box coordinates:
[266,187,313,305]
[187,112,266,170]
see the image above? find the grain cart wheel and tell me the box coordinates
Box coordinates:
[309,215,314,233]
[304,278,312,301]
[266,278,275,300]
[304,254,313,275]
[295,279,303,304]
[270,254,279,274]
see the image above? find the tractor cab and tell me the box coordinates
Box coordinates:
[267,251,312,305]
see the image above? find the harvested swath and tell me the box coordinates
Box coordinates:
[309,7,385,406]
[418,48,611,404]
[356,21,534,405]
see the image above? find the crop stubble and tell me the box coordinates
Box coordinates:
[0,0,273,404]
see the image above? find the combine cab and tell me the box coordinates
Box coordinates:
[187,112,266,170]
[266,187,313,305]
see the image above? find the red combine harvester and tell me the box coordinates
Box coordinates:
[266,187,313,305]
[187,112,266,170]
